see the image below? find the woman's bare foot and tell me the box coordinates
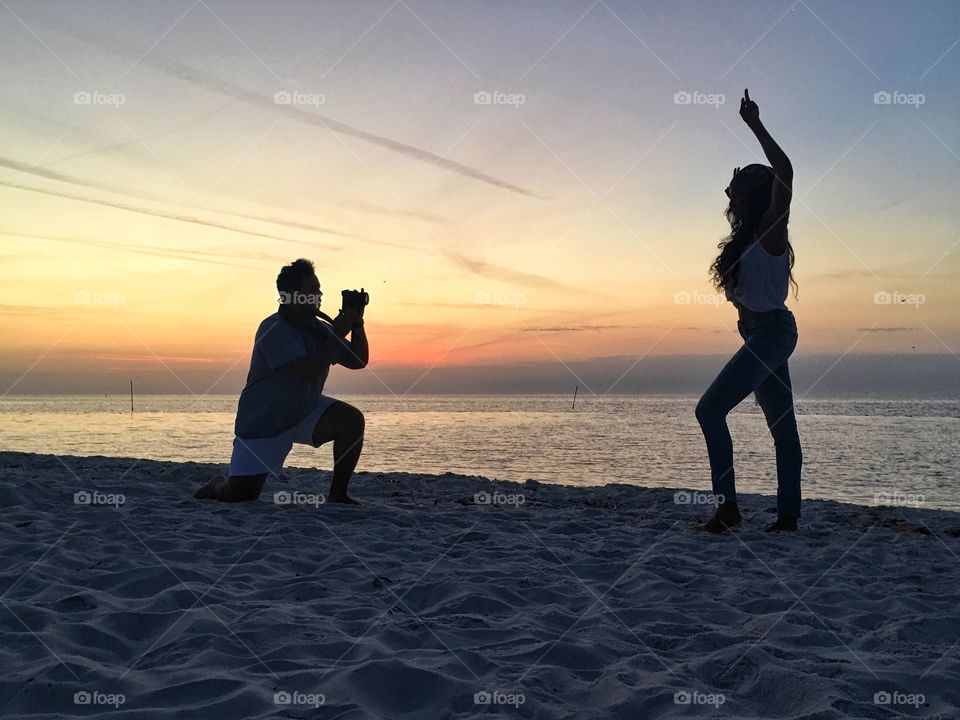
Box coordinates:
[193,476,227,500]
[327,493,360,505]
[700,502,742,533]
[765,516,798,532]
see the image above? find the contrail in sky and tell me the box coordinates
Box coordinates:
[0,155,420,251]
[0,178,343,249]
[60,25,541,199]
[0,230,287,271]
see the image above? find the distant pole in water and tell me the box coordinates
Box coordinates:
[572,384,578,410]
[130,380,134,413]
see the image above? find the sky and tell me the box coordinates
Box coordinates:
[1,0,958,396]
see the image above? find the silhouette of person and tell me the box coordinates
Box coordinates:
[696,89,802,533]
[194,259,369,504]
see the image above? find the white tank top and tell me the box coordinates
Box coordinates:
[724,239,790,312]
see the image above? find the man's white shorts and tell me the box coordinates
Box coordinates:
[228,396,339,477]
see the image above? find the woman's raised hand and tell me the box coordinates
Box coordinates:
[739,88,760,128]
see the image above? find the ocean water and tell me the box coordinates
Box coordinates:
[1,394,958,510]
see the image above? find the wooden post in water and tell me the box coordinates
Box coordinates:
[130,380,134,413]
[571,384,578,410]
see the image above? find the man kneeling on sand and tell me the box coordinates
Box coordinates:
[194,258,369,504]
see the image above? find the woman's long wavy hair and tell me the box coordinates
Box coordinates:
[710,164,797,297]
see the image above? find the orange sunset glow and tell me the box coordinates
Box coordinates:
[1,2,958,395]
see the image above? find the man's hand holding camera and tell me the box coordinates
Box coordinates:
[330,288,369,370]
[331,288,368,338]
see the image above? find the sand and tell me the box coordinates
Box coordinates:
[1,450,959,718]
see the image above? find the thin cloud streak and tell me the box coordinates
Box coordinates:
[60,25,542,199]
[521,324,656,332]
[0,178,343,249]
[3,106,447,228]
[0,230,293,271]
[0,303,63,316]
[330,199,446,226]
[0,155,415,251]
[28,104,230,169]
[444,249,605,297]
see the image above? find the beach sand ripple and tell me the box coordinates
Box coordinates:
[1,451,959,718]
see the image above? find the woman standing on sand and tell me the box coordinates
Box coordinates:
[696,89,801,533]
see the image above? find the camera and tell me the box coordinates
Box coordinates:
[341,288,369,312]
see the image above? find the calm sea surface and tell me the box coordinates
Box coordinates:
[1,394,958,510]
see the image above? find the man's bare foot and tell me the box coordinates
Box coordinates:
[327,494,360,505]
[700,502,742,533]
[194,476,226,500]
[765,516,798,532]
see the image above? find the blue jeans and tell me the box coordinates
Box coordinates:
[695,309,802,517]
